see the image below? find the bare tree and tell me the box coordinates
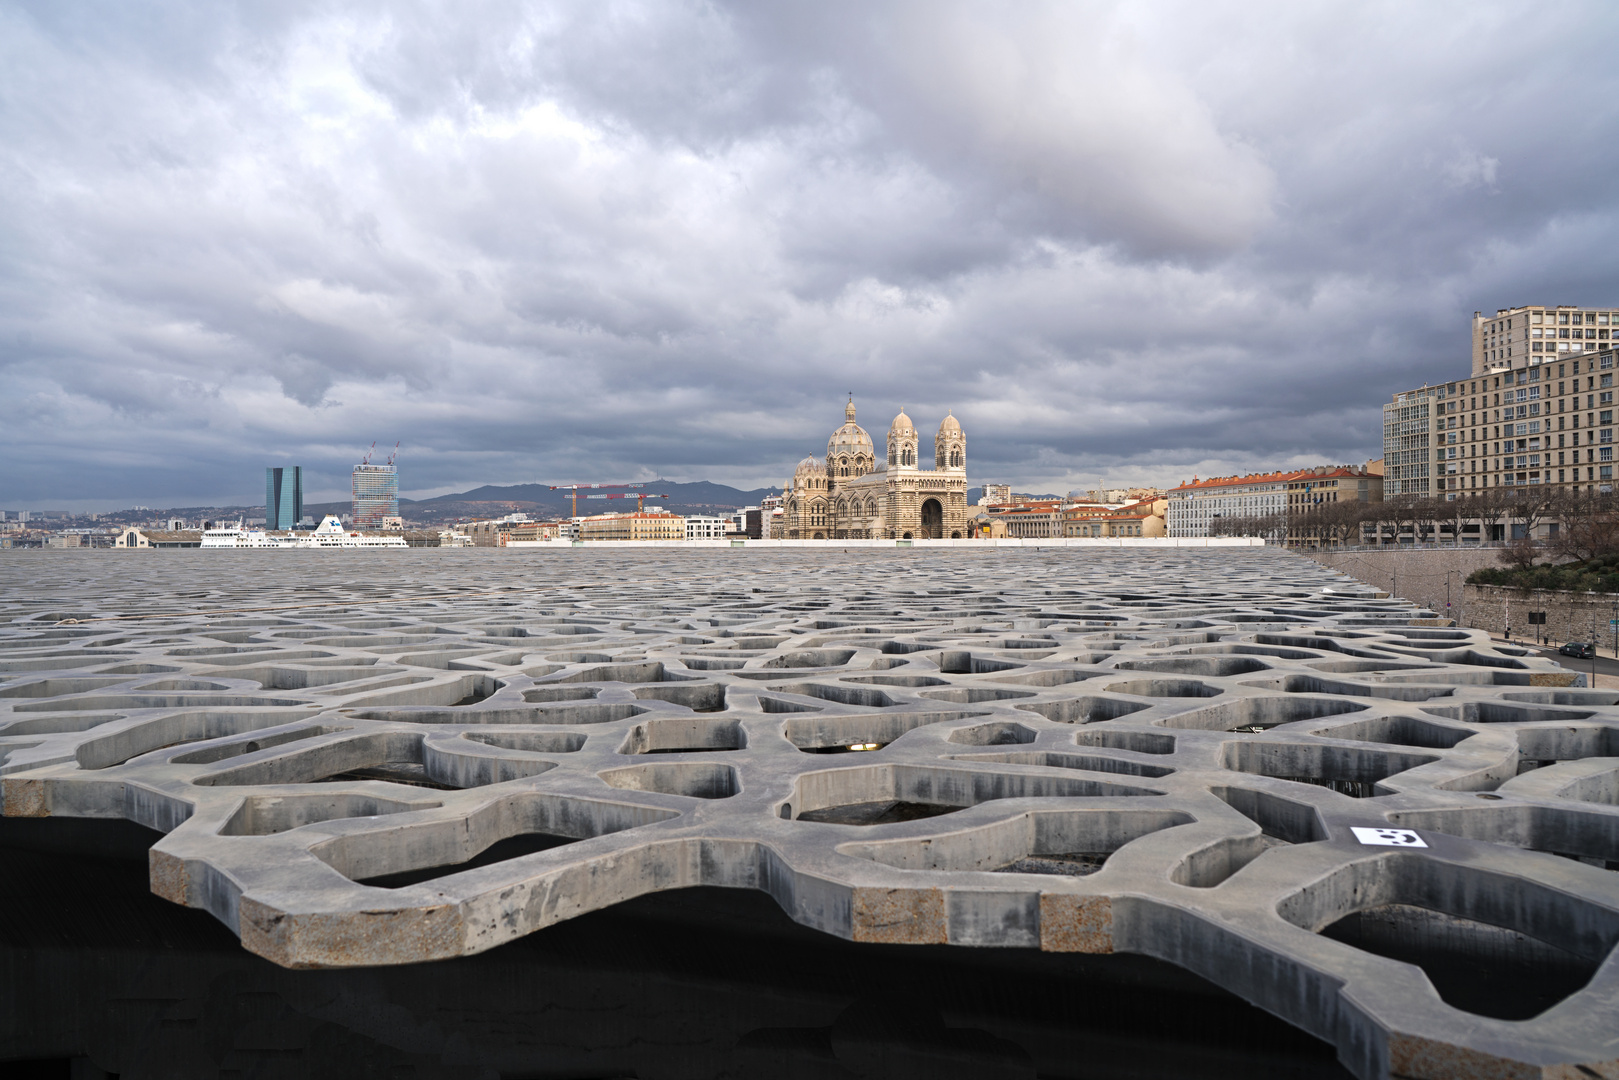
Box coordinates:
[1549,488,1619,562]
[1516,486,1557,537]
[1410,497,1440,545]
[1369,499,1397,547]
[1389,495,1419,546]
[1439,495,1470,546]
[1290,506,1323,549]
[1332,501,1374,548]
[1499,535,1539,569]
[1474,486,1509,543]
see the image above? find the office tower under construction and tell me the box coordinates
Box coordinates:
[352,463,398,527]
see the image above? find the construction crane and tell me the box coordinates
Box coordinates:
[360,442,377,466]
[385,442,400,467]
[550,482,647,517]
[583,492,669,512]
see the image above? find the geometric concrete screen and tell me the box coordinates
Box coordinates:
[2,548,1617,1080]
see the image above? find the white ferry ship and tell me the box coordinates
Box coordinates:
[201,516,408,549]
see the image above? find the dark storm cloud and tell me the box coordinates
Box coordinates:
[1,0,1617,510]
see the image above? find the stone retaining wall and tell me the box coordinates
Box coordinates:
[1463,582,1619,647]
[1298,547,1505,624]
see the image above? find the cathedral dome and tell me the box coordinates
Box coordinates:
[795,456,824,475]
[938,411,961,433]
[889,409,915,434]
[826,398,874,456]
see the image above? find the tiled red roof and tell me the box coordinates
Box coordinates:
[1172,467,1369,493]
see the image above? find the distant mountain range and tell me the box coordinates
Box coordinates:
[305,480,790,521]
[305,481,1025,521]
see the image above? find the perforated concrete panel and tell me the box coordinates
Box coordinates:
[2,548,1617,1080]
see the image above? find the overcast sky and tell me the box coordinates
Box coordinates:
[4,1,1618,510]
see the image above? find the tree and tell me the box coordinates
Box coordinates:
[1410,497,1440,545]
[1366,501,1392,550]
[1549,488,1619,562]
[1439,495,1470,546]
[1515,486,1557,538]
[1499,535,1539,570]
[1291,506,1325,549]
[1389,495,1418,545]
[1475,485,1509,543]
[1324,500,1367,548]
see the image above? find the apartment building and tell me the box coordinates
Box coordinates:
[1063,497,1167,538]
[685,515,728,540]
[1285,467,1382,511]
[1283,466,1384,548]
[978,484,1012,506]
[992,501,1064,538]
[1473,305,1619,376]
[1395,346,1618,497]
[1383,385,1451,498]
[1167,471,1294,538]
[579,511,687,541]
[503,521,563,543]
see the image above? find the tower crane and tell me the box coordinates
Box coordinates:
[549,482,647,517]
[582,492,669,512]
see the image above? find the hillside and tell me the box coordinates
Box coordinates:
[305,480,784,523]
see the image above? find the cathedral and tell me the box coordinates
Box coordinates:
[781,399,971,540]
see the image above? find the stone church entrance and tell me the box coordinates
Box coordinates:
[921,498,943,539]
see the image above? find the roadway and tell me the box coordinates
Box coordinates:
[1495,637,1619,680]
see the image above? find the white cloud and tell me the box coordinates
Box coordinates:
[1443,148,1500,191]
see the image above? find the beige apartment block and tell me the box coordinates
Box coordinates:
[1284,466,1383,548]
[1062,498,1167,538]
[1407,344,1619,498]
[579,511,687,541]
[503,522,564,543]
[993,501,1064,538]
[1285,467,1382,511]
[1472,304,1619,377]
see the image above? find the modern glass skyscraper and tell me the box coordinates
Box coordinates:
[352,464,399,526]
[265,467,303,530]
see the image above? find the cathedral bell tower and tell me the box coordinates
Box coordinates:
[887,409,918,468]
[935,411,965,470]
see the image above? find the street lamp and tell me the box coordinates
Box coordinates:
[1589,591,1597,672]
[1591,591,1600,687]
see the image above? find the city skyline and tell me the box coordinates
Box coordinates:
[3,3,1619,511]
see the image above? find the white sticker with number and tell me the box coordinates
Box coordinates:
[1350,827,1427,848]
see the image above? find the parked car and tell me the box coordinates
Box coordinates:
[1559,642,1596,659]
